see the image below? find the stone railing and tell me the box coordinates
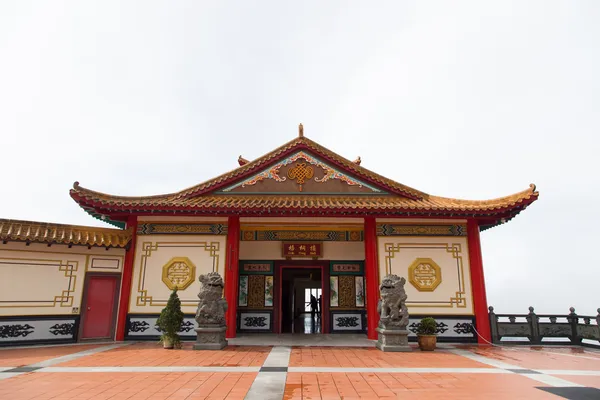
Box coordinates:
[488,306,600,348]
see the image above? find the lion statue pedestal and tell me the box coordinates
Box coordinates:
[376,274,411,352]
[193,272,228,350]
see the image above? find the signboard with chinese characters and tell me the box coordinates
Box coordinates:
[330,261,364,276]
[282,242,323,258]
[239,261,274,275]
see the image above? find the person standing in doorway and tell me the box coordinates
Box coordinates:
[317,295,322,317]
[310,294,318,319]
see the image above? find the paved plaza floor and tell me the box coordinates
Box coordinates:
[1,340,599,399]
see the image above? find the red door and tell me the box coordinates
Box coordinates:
[82,276,118,339]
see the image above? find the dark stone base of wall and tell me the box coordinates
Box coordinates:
[0,315,80,347]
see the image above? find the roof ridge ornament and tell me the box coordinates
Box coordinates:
[298,123,304,138]
[238,155,249,166]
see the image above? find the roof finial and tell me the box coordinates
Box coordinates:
[238,155,249,166]
[298,123,304,138]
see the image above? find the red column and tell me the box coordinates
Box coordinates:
[467,219,492,344]
[364,216,380,340]
[115,216,138,341]
[224,216,240,338]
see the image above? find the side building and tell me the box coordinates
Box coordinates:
[0,129,539,346]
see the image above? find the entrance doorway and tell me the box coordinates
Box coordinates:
[80,274,119,340]
[279,267,323,334]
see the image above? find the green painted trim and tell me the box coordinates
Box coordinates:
[329,261,364,276]
[239,260,275,275]
[84,209,126,229]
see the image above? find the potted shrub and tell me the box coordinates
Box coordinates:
[417,317,437,351]
[156,288,184,349]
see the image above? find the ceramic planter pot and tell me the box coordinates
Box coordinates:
[162,336,174,349]
[418,335,436,351]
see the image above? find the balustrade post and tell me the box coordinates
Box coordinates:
[527,306,540,345]
[488,306,499,343]
[567,307,581,345]
[596,308,600,340]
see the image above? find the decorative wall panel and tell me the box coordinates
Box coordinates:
[330,312,365,333]
[238,311,272,332]
[238,276,248,307]
[126,314,196,340]
[408,258,442,292]
[0,258,78,309]
[377,236,473,315]
[161,257,196,290]
[129,235,226,314]
[377,224,466,236]
[220,151,384,194]
[241,229,363,242]
[355,277,365,307]
[0,242,125,317]
[247,275,265,308]
[330,277,339,307]
[338,276,356,308]
[406,316,476,342]
[264,276,274,307]
[0,316,79,345]
[89,257,121,272]
[137,223,227,235]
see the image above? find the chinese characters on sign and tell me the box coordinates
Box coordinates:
[282,242,323,258]
[242,263,272,273]
[332,264,361,273]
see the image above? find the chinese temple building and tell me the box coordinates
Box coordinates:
[0,126,539,346]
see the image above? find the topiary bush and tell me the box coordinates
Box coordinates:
[156,288,184,349]
[417,317,437,335]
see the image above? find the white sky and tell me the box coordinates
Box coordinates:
[1,1,598,315]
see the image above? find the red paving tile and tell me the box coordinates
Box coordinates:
[55,342,270,367]
[2,343,600,399]
[553,375,600,389]
[288,347,493,368]
[0,344,103,367]
[0,372,256,400]
[464,346,600,371]
[283,372,562,399]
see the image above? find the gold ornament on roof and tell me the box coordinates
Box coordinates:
[287,162,314,192]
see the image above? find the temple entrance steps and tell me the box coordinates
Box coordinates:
[228,333,371,347]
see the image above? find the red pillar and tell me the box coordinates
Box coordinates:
[115,216,138,341]
[364,216,380,340]
[467,218,492,344]
[224,216,240,338]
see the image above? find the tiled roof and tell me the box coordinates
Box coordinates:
[71,135,428,202]
[69,134,539,224]
[70,185,538,216]
[0,219,131,248]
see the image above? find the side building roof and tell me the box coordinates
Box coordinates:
[0,219,131,248]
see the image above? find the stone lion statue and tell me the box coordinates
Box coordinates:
[377,274,409,329]
[195,272,228,326]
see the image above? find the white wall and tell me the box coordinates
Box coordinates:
[129,234,227,314]
[0,242,124,316]
[376,236,473,316]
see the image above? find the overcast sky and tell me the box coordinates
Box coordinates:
[1,1,598,316]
